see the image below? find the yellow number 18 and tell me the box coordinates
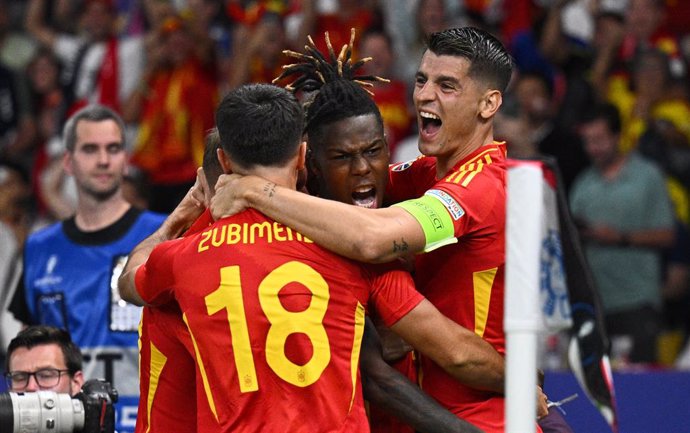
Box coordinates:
[204,262,331,393]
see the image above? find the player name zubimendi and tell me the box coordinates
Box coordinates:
[198,220,313,252]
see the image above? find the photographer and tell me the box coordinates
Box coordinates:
[4,326,83,396]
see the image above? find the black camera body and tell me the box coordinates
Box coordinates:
[0,379,117,433]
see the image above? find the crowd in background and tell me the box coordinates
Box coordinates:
[0,0,689,370]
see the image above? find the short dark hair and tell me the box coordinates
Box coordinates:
[62,104,125,152]
[580,103,622,135]
[6,326,83,375]
[202,127,223,189]
[427,27,513,93]
[215,84,304,168]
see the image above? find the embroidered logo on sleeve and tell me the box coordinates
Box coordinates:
[425,189,465,221]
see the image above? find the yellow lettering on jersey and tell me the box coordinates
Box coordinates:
[206,266,259,393]
[183,313,219,422]
[227,224,242,245]
[198,230,212,252]
[473,267,498,337]
[249,222,272,244]
[197,222,312,251]
[145,343,167,433]
[349,303,365,411]
[211,226,226,247]
[259,262,330,387]
[274,222,287,241]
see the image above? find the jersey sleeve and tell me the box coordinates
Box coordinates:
[386,156,436,203]
[134,240,180,305]
[365,263,424,327]
[393,154,505,252]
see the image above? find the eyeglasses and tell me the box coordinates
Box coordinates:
[4,368,71,390]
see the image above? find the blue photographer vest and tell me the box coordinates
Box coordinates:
[21,207,166,433]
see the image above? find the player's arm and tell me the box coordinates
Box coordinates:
[360,320,483,433]
[391,299,505,393]
[118,169,208,305]
[211,174,432,263]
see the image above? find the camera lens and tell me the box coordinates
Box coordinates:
[0,391,84,433]
[0,393,16,432]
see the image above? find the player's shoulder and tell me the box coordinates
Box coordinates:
[441,144,506,190]
[390,155,434,173]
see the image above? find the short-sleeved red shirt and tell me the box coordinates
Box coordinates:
[136,210,218,433]
[136,209,423,433]
[388,143,508,433]
[137,305,217,433]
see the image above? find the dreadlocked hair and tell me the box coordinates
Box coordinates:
[273,29,388,145]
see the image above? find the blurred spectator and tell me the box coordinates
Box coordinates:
[227,14,290,90]
[497,71,588,193]
[544,1,598,131]
[359,28,413,156]
[125,13,217,213]
[0,1,37,70]
[295,0,380,60]
[183,0,233,91]
[0,61,34,165]
[380,0,457,87]
[608,48,690,153]
[0,2,36,166]
[591,0,685,107]
[569,103,675,366]
[0,159,31,365]
[25,0,145,117]
[23,47,74,221]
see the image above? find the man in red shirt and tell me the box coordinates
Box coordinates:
[211,27,543,432]
[120,83,503,432]
[134,132,222,433]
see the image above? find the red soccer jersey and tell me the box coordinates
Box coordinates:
[137,305,216,433]
[387,143,508,433]
[136,210,218,433]
[135,209,423,433]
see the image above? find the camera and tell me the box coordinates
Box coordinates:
[0,379,117,433]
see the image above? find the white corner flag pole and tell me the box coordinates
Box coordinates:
[505,162,544,433]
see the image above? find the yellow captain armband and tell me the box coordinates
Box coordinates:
[393,193,459,253]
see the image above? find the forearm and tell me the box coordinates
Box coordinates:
[118,217,189,306]
[391,301,505,393]
[119,178,205,305]
[440,329,505,394]
[363,368,482,433]
[361,322,483,433]
[240,177,424,262]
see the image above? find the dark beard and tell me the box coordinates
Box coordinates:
[84,184,120,202]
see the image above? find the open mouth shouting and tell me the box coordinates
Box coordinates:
[420,111,442,141]
[352,185,379,209]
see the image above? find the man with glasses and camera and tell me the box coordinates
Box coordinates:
[4,326,84,396]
